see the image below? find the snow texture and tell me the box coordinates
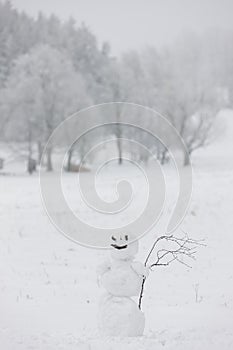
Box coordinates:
[0,110,233,349]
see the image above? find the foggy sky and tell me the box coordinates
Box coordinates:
[10,0,233,55]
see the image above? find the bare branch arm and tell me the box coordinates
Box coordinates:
[138,232,205,310]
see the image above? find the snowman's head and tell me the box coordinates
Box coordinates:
[110,234,138,260]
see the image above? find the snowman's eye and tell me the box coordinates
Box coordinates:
[111,235,117,241]
[125,235,128,241]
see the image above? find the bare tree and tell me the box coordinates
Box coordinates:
[138,232,205,310]
[104,52,152,165]
[142,36,223,166]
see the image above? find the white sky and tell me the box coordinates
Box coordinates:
[10,0,233,55]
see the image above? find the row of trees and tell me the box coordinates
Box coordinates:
[0,1,233,172]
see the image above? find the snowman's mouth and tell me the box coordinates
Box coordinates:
[111,244,128,250]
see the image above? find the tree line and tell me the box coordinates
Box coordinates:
[0,1,233,172]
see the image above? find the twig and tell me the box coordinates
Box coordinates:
[138,232,205,310]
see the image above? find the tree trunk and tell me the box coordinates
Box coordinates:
[46,147,53,171]
[67,148,73,172]
[27,158,37,174]
[37,141,43,165]
[27,125,33,174]
[161,148,168,165]
[183,150,191,166]
[115,103,123,165]
[116,137,122,165]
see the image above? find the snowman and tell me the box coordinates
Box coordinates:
[97,234,148,337]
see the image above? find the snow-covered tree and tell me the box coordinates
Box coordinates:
[153,35,221,165]
[3,44,91,172]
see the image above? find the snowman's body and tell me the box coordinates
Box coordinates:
[99,294,145,337]
[97,235,147,337]
[101,258,143,297]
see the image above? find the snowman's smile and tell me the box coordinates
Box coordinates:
[111,244,128,250]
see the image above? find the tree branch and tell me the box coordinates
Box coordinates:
[138,232,205,310]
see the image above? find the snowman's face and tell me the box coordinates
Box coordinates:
[110,234,138,260]
[111,234,129,250]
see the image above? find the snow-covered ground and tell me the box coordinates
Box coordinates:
[1,111,233,349]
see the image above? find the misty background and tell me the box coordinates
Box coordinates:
[9,0,233,55]
[0,0,233,172]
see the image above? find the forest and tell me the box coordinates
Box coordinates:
[0,0,233,172]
